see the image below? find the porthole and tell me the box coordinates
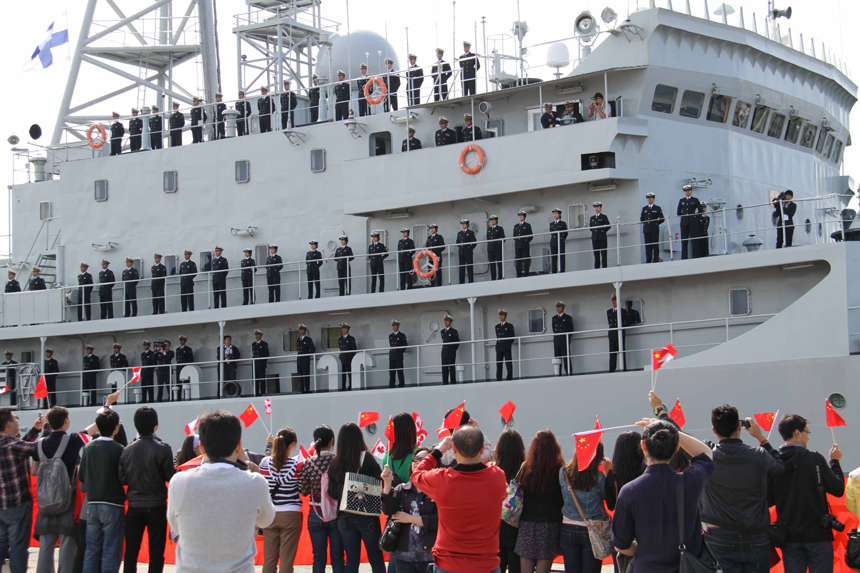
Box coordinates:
[828,393,846,409]
[364,424,378,436]
[805,219,812,234]
[736,204,744,221]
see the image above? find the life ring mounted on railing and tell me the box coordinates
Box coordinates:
[87,124,107,149]
[364,76,388,105]
[413,249,439,279]
[459,144,485,175]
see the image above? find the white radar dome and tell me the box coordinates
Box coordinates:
[316,30,400,80]
[546,42,570,69]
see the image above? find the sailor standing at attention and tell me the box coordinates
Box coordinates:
[109,343,129,393]
[258,86,273,133]
[552,301,574,375]
[295,324,315,394]
[280,79,298,129]
[77,263,93,321]
[397,228,415,290]
[513,210,533,277]
[435,117,457,146]
[440,315,460,385]
[169,101,184,147]
[487,215,505,281]
[266,244,283,303]
[236,90,252,137]
[356,64,371,117]
[402,126,422,151]
[460,113,483,142]
[383,58,400,112]
[459,41,481,96]
[431,48,452,101]
[122,257,139,317]
[425,224,446,287]
[98,259,115,319]
[388,320,407,387]
[589,202,610,269]
[677,184,704,260]
[308,75,321,123]
[335,236,354,297]
[495,310,515,381]
[110,112,124,156]
[150,253,167,315]
[240,248,255,305]
[128,108,143,152]
[406,54,424,107]
[456,219,477,284]
[211,246,229,309]
[305,241,323,299]
[252,329,269,397]
[190,96,206,143]
[179,249,196,312]
[549,208,568,274]
[338,323,357,391]
[5,270,20,293]
[149,104,163,149]
[334,71,350,121]
[82,345,100,406]
[29,268,46,291]
[214,93,226,139]
[540,102,561,129]
[607,294,629,373]
[640,193,665,263]
[140,341,157,403]
[368,232,389,294]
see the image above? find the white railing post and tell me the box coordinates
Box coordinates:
[616,217,622,266]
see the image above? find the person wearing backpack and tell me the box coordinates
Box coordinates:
[299,425,344,573]
[31,406,89,573]
[259,427,304,573]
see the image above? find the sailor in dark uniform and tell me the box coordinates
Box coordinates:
[179,249,196,312]
[459,41,481,97]
[460,113,483,142]
[149,105,163,149]
[29,268,46,291]
[397,228,415,290]
[589,202,610,269]
[241,248,255,305]
[210,246,228,309]
[425,224,446,287]
[5,270,20,294]
[697,204,710,258]
[383,58,400,112]
[356,64,371,117]
[109,343,129,394]
[82,345,100,406]
[280,79,298,129]
[456,219,477,284]
[495,310,515,381]
[295,324,315,393]
[252,329,269,396]
[155,340,174,402]
[43,348,59,407]
[2,352,17,406]
[150,253,167,315]
[266,244,283,303]
[389,320,407,387]
[334,71,350,121]
[129,108,143,152]
[258,86,273,133]
[440,315,459,385]
[190,96,206,143]
[431,48,452,101]
[406,54,424,107]
[236,91,252,137]
[608,294,629,373]
[335,236,354,296]
[169,101,184,147]
[487,215,505,280]
[305,241,323,299]
[402,126,422,151]
[140,341,157,403]
[513,211,533,277]
[435,117,456,146]
[640,193,664,263]
[677,184,704,260]
[368,232,389,293]
[309,75,321,123]
[175,335,193,395]
[98,259,115,319]
[773,190,797,249]
[552,301,574,375]
[338,323,357,391]
[560,100,585,125]
[214,93,226,139]
[122,257,139,317]
[540,102,561,129]
[550,208,568,273]
[110,112,124,156]
[217,336,240,397]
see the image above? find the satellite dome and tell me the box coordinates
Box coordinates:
[546,42,570,69]
[316,30,400,80]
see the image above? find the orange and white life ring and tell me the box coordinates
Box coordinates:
[363,76,388,105]
[459,144,485,175]
[87,124,107,149]
[413,249,439,279]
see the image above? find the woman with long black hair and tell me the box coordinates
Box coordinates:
[604,431,644,511]
[560,441,611,573]
[381,412,419,486]
[493,429,526,573]
[300,424,344,573]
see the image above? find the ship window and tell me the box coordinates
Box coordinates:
[255,244,268,274]
[785,117,803,144]
[706,95,732,123]
[528,308,546,334]
[815,130,827,154]
[94,180,108,202]
[20,351,34,365]
[626,299,644,325]
[164,254,177,276]
[321,327,343,351]
[651,85,677,114]
[370,132,391,156]
[39,201,52,221]
[163,171,178,193]
[732,101,751,129]
[310,148,326,172]
[412,224,428,243]
[679,90,705,119]
[767,113,786,139]
[736,204,744,221]
[821,134,835,158]
[750,105,770,134]
[568,204,587,229]
[800,123,817,149]
[832,140,844,163]
[199,250,212,273]
[284,330,299,352]
[729,288,751,316]
[235,160,250,183]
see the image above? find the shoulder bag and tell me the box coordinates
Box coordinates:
[501,463,525,528]
[566,477,612,560]
[340,452,383,516]
[306,455,338,522]
[676,473,722,573]
[846,530,860,571]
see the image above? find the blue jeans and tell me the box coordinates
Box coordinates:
[308,510,345,573]
[395,561,430,573]
[559,524,602,573]
[0,501,33,573]
[706,529,770,573]
[83,504,125,573]
[337,516,386,573]
[781,541,833,573]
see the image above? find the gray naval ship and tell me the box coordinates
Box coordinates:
[3,0,859,464]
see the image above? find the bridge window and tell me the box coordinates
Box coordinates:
[235,160,250,183]
[800,123,817,149]
[528,308,546,334]
[706,95,732,123]
[94,180,108,202]
[832,140,844,163]
[785,118,803,144]
[651,85,677,114]
[39,201,52,221]
[310,148,326,172]
[732,101,751,129]
[163,171,178,193]
[729,288,751,316]
[820,133,835,158]
[815,130,827,154]
[679,90,705,119]
[767,113,786,139]
[750,105,770,134]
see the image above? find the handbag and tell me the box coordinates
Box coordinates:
[566,478,613,560]
[501,463,525,528]
[339,453,383,516]
[379,518,403,553]
[676,473,722,573]
[846,529,860,571]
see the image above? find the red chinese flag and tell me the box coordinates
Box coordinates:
[34,376,49,400]
[499,401,516,425]
[384,416,395,444]
[825,400,847,428]
[753,412,777,432]
[443,402,466,430]
[651,343,678,371]
[358,412,379,428]
[594,416,602,430]
[668,399,686,428]
[239,404,259,428]
[574,430,604,471]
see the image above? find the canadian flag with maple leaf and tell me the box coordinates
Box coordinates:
[184,416,200,436]
[128,367,141,385]
[412,412,428,445]
[370,439,388,460]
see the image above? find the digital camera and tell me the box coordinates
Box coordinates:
[820,513,845,533]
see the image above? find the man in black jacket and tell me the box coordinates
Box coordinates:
[241,248,255,305]
[459,41,480,96]
[82,345,100,406]
[368,232,389,293]
[402,126,422,151]
[407,54,424,107]
[5,269,20,293]
[607,294,628,373]
[43,348,59,408]
[440,315,459,385]
[431,49,451,101]
[251,330,269,396]
[677,184,704,259]
[211,246,228,309]
[435,117,456,146]
[217,336,241,397]
[549,208,568,273]
[308,76,321,123]
[168,102,184,147]
[179,250,196,312]
[122,257,139,317]
[590,202,610,269]
[110,112,124,156]
[149,105,163,149]
[258,86,273,133]
[214,93,226,140]
[175,336,193,398]
[151,253,167,315]
[487,215,505,280]
[118,407,175,573]
[296,325,315,394]
[266,244,283,303]
[129,108,143,151]
[78,262,94,321]
[769,413,844,573]
[190,97,206,143]
[460,113,482,142]
[356,65,371,117]
[155,341,174,403]
[99,259,115,319]
[640,193,664,263]
[236,91,252,137]
[389,320,407,387]
[700,404,785,573]
[774,190,797,249]
[456,219,476,284]
[140,341,157,403]
[109,343,129,391]
[495,310,514,381]
[540,102,561,129]
[513,211,533,277]
[280,80,298,129]
[305,241,323,299]
[425,225,446,287]
[334,237,354,296]
[334,71,350,121]
[551,301,574,375]
[383,58,400,112]
[338,323,357,391]
[397,229,415,290]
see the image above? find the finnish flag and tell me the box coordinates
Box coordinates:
[24,11,70,72]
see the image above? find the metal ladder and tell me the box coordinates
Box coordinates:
[25,253,57,290]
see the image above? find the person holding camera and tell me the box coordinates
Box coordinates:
[587,93,607,121]
[768,414,844,573]
[773,190,797,249]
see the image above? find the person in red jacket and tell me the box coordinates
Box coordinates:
[411,424,507,573]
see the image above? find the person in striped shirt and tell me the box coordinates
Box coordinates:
[259,427,303,573]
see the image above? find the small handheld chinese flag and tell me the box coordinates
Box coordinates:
[358,412,379,428]
[128,367,141,385]
[668,399,686,428]
[384,416,395,444]
[652,344,678,371]
[499,401,516,425]
[594,416,602,430]
[574,430,604,471]
[239,404,259,428]
[184,416,199,436]
[34,376,49,400]
[753,412,777,432]
[264,399,272,415]
[825,400,847,428]
[443,402,466,430]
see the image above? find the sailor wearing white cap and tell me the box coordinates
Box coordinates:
[407,54,424,106]
[151,253,167,315]
[334,70,350,121]
[383,57,400,112]
[122,257,140,317]
[641,193,665,263]
[397,228,415,290]
[110,111,124,156]
[432,48,452,101]
[306,241,323,299]
[435,117,456,146]
[179,249,197,312]
[241,248,256,305]
[99,259,115,319]
[237,90,252,137]
[258,86,273,133]
[335,236,354,297]
[590,202,610,269]
[550,208,569,273]
[129,108,143,151]
[77,262,94,321]
[425,224,446,287]
[677,184,705,260]
[459,40,481,96]
[191,96,207,143]
[487,215,505,280]
[212,246,229,309]
[368,232,389,293]
[266,245,283,302]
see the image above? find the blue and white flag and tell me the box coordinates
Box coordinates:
[24,11,70,72]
